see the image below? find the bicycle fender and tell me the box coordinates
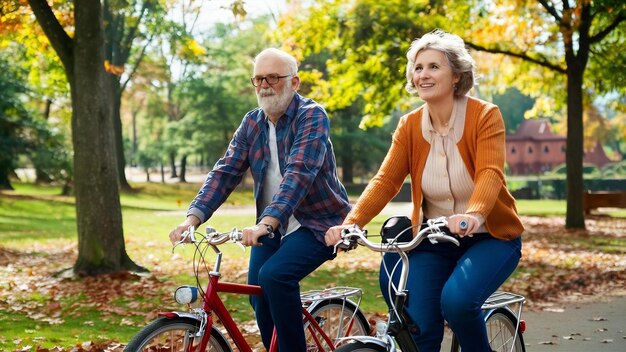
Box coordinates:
[482,307,506,321]
[305,298,357,312]
[337,336,392,351]
[158,311,201,321]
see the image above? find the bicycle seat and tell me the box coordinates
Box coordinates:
[381,216,414,243]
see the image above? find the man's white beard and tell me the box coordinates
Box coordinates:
[257,81,294,118]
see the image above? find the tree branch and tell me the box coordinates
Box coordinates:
[120,1,150,64]
[27,0,73,71]
[589,11,626,44]
[121,32,154,92]
[465,42,567,74]
[538,0,562,22]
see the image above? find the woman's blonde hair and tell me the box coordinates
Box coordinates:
[405,29,477,97]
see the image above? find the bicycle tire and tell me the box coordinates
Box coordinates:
[124,316,232,352]
[449,307,525,352]
[305,298,371,350]
[334,341,387,352]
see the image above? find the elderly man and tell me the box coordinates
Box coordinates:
[169,48,350,351]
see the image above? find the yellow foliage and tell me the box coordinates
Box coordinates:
[178,38,206,60]
[104,60,124,75]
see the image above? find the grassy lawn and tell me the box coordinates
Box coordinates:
[1,182,624,350]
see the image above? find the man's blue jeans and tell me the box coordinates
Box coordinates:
[380,232,522,352]
[248,227,335,352]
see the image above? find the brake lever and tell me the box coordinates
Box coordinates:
[333,239,352,254]
[172,225,196,252]
[229,228,246,252]
[427,232,460,246]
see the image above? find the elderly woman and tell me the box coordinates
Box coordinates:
[326,29,523,352]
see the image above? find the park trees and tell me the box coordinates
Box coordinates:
[103,0,167,190]
[27,0,144,275]
[449,0,626,228]
[0,1,72,190]
[0,56,32,190]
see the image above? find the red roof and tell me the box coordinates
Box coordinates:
[584,142,614,168]
[506,118,565,141]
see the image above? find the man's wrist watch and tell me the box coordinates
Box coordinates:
[257,222,274,235]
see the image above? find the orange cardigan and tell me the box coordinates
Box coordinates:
[345,97,524,240]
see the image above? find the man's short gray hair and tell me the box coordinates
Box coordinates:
[254,48,298,75]
[405,29,477,97]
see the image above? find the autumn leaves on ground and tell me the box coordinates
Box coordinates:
[1,214,625,351]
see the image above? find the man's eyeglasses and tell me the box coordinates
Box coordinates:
[250,74,292,87]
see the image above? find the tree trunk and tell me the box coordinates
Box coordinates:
[72,1,145,274]
[179,154,187,183]
[563,3,592,230]
[0,173,13,190]
[169,151,177,178]
[28,0,146,275]
[342,154,354,184]
[564,65,586,229]
[35,98,54,183]
[131,107,138,167]
[109,75,133,191]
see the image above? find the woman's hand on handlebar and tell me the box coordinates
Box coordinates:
[447,214,480,237]
[169,215,201,245]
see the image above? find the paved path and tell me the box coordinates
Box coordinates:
[521,295,626,351]
[438,295,626,351]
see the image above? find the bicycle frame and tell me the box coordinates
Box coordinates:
[335,218,526,352]
[159,242,357,352]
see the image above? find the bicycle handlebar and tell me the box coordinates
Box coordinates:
[335,216,460,254]
[205,227,244,245]
[173,225,244,249]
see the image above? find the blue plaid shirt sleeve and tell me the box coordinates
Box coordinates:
[187,116,251,223]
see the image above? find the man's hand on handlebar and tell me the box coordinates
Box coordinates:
[325,224,362,253]
[169,215,201,245]
[325,224,354,247]
[241,226,268,246]
[241,216,278,247]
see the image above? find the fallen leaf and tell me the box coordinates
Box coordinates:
[538,341,558,345]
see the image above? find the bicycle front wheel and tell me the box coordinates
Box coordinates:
[305,298,371,350]
[124,317,232,352]
[450,307,525,352]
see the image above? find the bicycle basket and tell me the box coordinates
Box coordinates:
[380,216,413,243]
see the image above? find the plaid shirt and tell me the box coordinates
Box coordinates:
[188,93,351,243]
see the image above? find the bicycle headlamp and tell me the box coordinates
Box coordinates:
[174,285,199,305]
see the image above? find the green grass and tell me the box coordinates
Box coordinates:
[0,308,142,348]
[516,199,566,216]
[516,198,626,217]
[0,181,622,350]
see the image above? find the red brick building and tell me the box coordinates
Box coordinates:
[506,119,566,175]
[505,118,616,175]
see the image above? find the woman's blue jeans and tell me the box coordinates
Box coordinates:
[380,232,522,352]
[248,227,335,352]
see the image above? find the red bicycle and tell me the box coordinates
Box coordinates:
[124,225,370,352]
